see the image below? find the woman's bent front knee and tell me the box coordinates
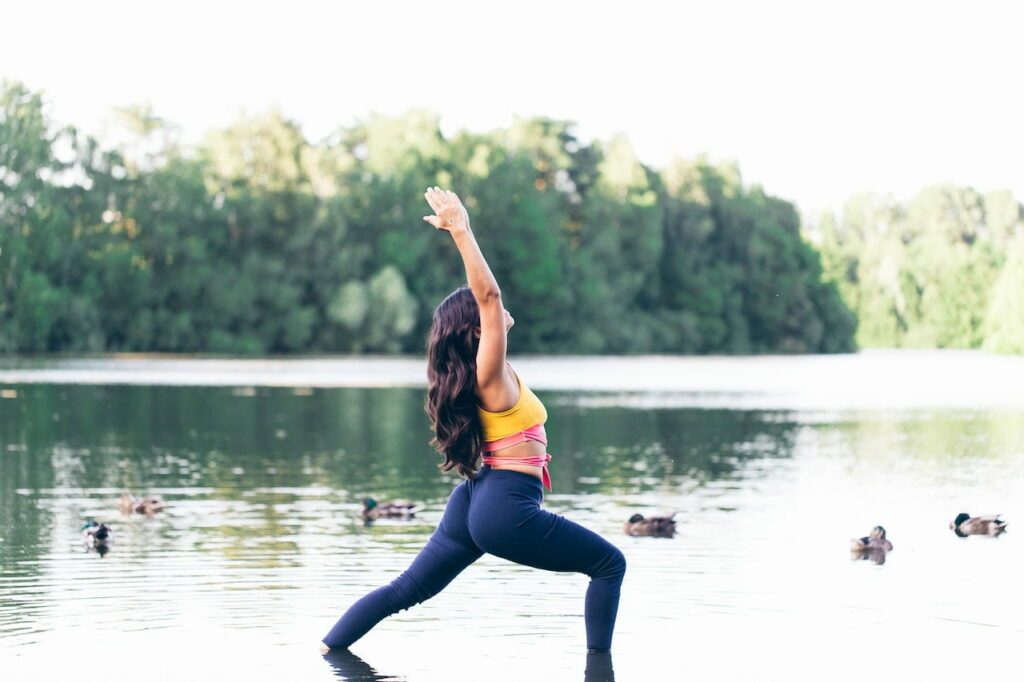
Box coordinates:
[596,546,626,581]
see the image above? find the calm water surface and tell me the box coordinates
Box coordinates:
[1,355,1022,681]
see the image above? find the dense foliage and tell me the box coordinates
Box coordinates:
[815,188,1024,352]
[1,81,856,354]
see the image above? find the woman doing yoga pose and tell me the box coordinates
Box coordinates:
[321,187,626,654]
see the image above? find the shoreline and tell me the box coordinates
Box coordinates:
[2,350,1023,411]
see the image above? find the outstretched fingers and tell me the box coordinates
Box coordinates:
[423,188,446,229]
[424,188,442,214]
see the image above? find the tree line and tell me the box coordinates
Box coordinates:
[814,187,1023,353]
[8,78,1013,356]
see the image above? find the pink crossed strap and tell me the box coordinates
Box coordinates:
[481,423,553,490]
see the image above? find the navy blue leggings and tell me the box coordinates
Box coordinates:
[322,466,627,652]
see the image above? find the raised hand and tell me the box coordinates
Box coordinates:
[423,187,471,234]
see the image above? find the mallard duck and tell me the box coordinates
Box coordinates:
[624,513,676,538]
[850,525,893,552]
[82,520,113,549]
[950,513,1007,537]
[361,498,421,521]
[118,494,165,515]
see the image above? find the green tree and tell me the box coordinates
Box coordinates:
[983,236,1024,354]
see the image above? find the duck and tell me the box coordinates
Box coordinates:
[624,513,676,538]
[950,513,1007,537]
[82,520,113,550]
[850,525,893,552]
[118,493,166,515]
[361,498,421,521]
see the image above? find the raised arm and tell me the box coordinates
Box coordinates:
[423,187,507,388]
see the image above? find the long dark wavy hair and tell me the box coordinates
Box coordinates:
[425,286,485,479]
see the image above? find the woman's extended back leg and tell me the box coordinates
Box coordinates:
[322,481,483,649]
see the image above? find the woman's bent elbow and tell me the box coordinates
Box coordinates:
[476,289,502,305]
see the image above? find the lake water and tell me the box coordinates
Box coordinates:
[1,352,1022,681]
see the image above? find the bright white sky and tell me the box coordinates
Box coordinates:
[3,0,1022,214]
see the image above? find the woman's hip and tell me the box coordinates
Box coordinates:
[471,465,544,505]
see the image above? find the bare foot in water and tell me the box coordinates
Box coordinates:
[319,643,330,655]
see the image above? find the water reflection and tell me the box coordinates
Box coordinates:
[322,649,402,681]
[0,384,800,498]
[320,649,615,681]
[849,547,889,565]
[0,384,800,580]
[2,379,1024,681]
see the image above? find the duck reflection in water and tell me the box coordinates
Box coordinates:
[849,546,889,565]
[321,649,615,681]
[322,649,401,681]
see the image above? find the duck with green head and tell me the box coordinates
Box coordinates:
[82,520,113,553]
[950,513,1007,537]
[361,498,422,521]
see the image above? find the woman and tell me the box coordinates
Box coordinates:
[321,187,626,654]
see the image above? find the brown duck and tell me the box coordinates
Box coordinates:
[850,525,893,552]
[118,494,166,515]
[624,513,676,538]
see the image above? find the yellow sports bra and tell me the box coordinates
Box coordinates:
[477,363,548,441]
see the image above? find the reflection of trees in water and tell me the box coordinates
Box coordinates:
[2,384,801,498]
[0,384,803,575]
[550,401,799,493]
[0,384,443,492]
[0,388,56,583]
[0,390,56,633]
[815,410,1024,477]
